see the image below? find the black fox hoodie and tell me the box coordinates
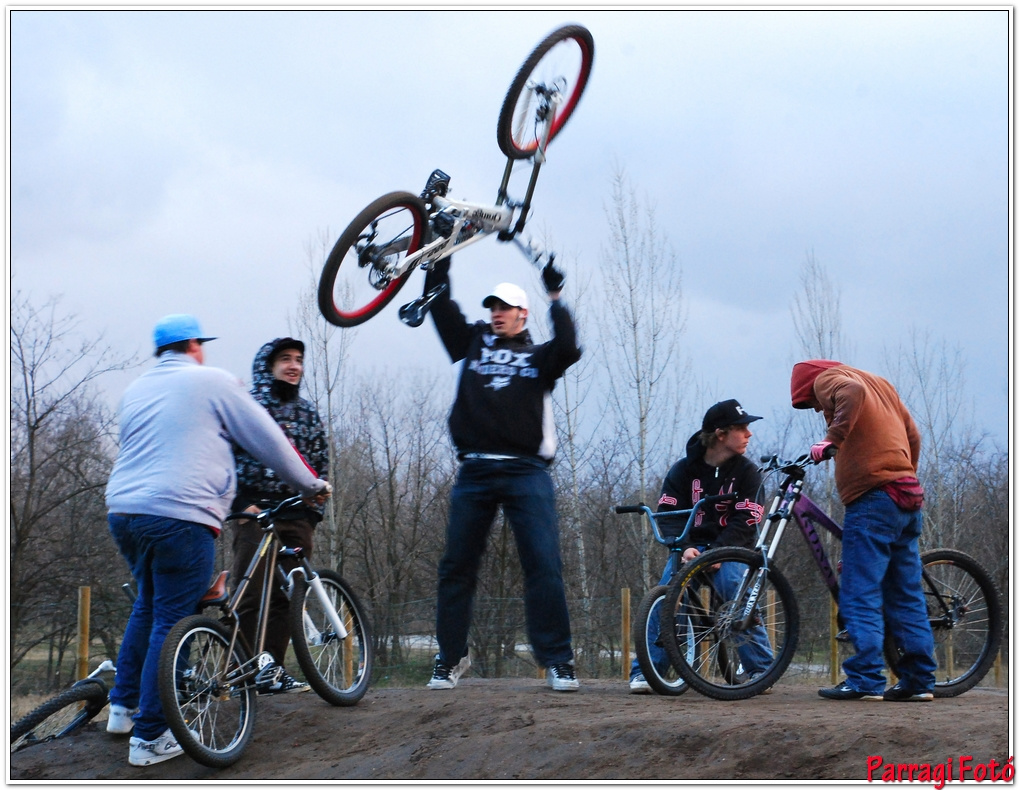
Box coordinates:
[426,267,581,462]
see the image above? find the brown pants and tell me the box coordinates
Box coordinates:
[230,517,315,666]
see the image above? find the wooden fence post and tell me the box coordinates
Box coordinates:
[77,586,91,681]
[621,588,630,678]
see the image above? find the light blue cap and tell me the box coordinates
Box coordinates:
[153,314,217,350]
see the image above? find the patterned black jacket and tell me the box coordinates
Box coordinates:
[232,339,329,520]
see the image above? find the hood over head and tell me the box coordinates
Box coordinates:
[251,337,304,404]
[790,359,843,408]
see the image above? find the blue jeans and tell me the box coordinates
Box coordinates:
[435,458,573,667]
[108,514,215,741]
[840,489,937,695]
[631,553,773,680]
[630,553,680,680]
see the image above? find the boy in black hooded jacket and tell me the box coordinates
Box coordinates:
[231,337,329,693]
[629,399,768,693]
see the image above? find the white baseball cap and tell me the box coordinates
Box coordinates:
[482,283,528,311]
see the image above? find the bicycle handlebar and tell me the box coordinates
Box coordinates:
[760,453,815,473]
[613,493,739,547]
[224,494,307,525]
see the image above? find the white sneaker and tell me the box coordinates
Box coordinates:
[128,728,184,766]
[547,662,580,692]
[629,674,652,694]
[106,703,138,735]
[426,653,471,689]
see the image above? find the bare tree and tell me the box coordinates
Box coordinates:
[598,168,687,586]
[884,328,986,548]
[790,250,852,363]
[287,229,360,569]
[341,371,453,669]
[786,251,851,518]
[10,290,136,681]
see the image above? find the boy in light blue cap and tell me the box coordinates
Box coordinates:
[105,314,332,767]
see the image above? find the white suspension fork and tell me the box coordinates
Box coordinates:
[288,568,348,641]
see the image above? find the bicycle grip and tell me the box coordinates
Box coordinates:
[614,504,645,514]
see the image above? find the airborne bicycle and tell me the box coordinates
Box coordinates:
[317,23,594,328]
[653,454,1002,701]
[156,495,373,768]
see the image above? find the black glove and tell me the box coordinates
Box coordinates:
[541,259,565,293]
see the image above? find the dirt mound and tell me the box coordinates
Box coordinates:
[8,679,1010,782]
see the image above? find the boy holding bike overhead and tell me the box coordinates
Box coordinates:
[230,337,330,695]
[629,399,770,693]
[422,256,583,692]
[105,316,330,767]
[791,360,936,702]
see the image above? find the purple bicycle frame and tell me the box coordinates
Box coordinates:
[761,477,844,602]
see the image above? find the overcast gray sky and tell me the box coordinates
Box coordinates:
[9,8,1009,447]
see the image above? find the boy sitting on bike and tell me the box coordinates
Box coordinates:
[629,399,769,693]
[231,337,330,694]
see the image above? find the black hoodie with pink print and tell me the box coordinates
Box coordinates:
[655,430,765,550]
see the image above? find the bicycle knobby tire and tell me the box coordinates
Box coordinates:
[633,584,689,696]
[884,548,1003,697]
[497,24,595,160]
[318,192,428,327]
[158,614,256,769]
[11,680,108,752]
[660,546,799,701]
[289,569,373,706]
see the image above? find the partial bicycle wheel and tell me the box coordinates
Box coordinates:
[290,569,373,706]
[497,24,595,160]
[318,192,429,327]
[11,681,108,752]
[634,585,689,696]
[884,549,1003,698]
[158,615,256,769]
[661,547,799,701]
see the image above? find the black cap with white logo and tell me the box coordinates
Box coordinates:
[701,399,762,432]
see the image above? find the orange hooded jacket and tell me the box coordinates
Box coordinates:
[790,361,921,505]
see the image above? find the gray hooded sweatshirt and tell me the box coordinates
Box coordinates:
[105,352,325,533]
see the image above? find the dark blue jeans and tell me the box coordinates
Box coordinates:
[840,489,937,695]
[435,458,574,667]
[108,514,215,741]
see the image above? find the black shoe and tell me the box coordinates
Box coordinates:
[818,681,883,701]
[883,681,933,702]
[260,671,310,695]
[547,662,580,692]
[426,653,470,690]
[253,653,283,693]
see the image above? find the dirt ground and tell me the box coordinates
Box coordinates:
[8,678,1010,782]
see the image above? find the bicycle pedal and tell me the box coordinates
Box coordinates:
[421,168,451,199]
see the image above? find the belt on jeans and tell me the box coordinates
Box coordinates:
[460,453,519,461]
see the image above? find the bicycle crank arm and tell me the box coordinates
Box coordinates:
[398,283,448,327]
